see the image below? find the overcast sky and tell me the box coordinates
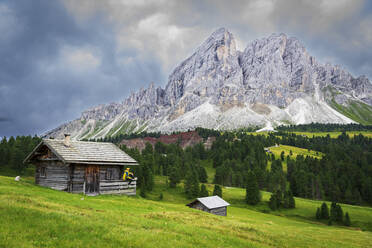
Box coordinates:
[1,0,372,137]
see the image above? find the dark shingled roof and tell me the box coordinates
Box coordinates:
[24,139,138,165]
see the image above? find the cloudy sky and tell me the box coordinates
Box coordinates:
[1,0,372,137]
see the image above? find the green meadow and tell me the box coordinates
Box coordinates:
[266,145,323,171]
[292,131,372,138]
[1,175,372,248]
[247,131,372,138]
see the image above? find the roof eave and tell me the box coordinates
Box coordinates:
[65,161,139,166]
[23,140,67,164]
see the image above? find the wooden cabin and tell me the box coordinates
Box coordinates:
[187,195,230,216]
[24,134,138,196]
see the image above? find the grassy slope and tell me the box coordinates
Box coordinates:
[292,131,372,138]
[266,145,323,171]
[329,100,372,125]
[2,176,372,248]
[247,131,372,138]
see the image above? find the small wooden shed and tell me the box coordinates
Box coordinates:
[24,135,138,195]
[187,195,230,216]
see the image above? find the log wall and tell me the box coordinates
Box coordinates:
[70,165,85,193]
[189,202,227,216]
[35,161,69,191]
[35,161,136,195]
[99,180,136,195]
[210,207,227,216]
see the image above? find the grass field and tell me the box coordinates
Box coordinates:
[292,131,372,138]
[247,131,372,138]
[1,175,372,248]
[266,145,323,171]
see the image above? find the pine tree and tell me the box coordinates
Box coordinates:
[200,184,209,197]
[316,207,321,219]
[288,190,296,208]
[336,204,343,223]
[198,166,208,183]
[344,212,351,226]
[330,202,337,221]
[283,191,290,208]
[320,202,329,219]
[280,151,285,161]
[185,170,199,199]
[213,184,222,197]
[140,180,146,198]
[275,189,283,208]
[169,166,180,188]
[184,171,193,197]
[269,193,278,210]
[245,171,261,205]
[190,176,200,199]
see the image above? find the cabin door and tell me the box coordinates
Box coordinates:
[85,166,99,194]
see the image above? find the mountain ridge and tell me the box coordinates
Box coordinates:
[45,28,372,139]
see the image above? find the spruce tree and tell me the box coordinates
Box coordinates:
[184,171,193,197]
[245,171,261,205]
[330,202,337,221]
[200,184,209,197]
[190,176,200,199]
[269,193,278,210]
[275,189,283,208]
[198,166,208,183]
[169,167,180,188]
[140,181,146,198]
[336,204,343,223]
[316,207,321,219]
[320,202,329,219]
[344,212,351,226]
[213,184,222,197]
[288,190,296,208]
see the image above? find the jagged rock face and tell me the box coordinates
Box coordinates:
[44,28,372,140]
[165,28,243,109]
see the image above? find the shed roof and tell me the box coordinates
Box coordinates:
[24,139,138,165]
[188,195,230,209]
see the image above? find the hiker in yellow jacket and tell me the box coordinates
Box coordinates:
[123,168,134,185]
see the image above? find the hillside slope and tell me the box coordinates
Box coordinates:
[1,176,372,248]
[45,28,372,140]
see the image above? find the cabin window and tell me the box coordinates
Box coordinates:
[106,168,114,180]
[40,167,46,177]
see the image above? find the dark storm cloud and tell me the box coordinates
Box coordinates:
[1,0,372,137]
[0,0,164,137]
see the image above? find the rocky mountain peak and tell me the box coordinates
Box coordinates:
[44,29,372,140]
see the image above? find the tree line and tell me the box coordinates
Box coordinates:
[0,136,41,174]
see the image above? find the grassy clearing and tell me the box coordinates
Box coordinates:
[292,131,372,138]
[266,145,323,171]
[269,145,323,159]
[1,176,372,248]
